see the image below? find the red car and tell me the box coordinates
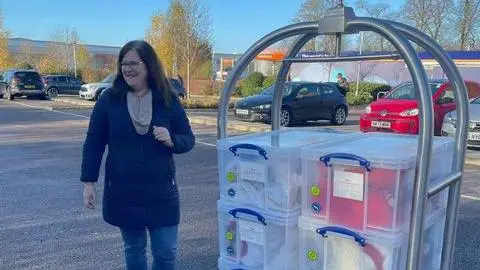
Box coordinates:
[360,80,480,135]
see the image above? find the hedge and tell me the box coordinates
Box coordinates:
[345,82,392,105]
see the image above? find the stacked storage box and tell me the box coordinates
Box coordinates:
[216,129,357,270]
[298,132,454,270]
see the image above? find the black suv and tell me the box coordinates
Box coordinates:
[42,75,83,97]
[234,81,349,127]
[0,69,48,100]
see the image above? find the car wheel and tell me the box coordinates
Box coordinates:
[6,88,14,101]
[331,106,347,125]
[47,87,59,98]
[280,108,292,127]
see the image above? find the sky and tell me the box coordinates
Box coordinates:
[1,0,404,54]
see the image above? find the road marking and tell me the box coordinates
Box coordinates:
[196,140,216,147]
[461,194,480,201]
[13,101,89,119]
[11,101,218,148]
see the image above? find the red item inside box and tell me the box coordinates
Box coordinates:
[325,165,405,231]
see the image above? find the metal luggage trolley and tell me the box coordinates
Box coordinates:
[217,3,469,270]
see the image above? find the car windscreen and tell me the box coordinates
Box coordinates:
[472,96,480,104]
[101,74,116,83]
[15,72,42,82]
[384,82,443,100]
[261,85,293,96]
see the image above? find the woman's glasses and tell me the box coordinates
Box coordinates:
[120,61,144,69]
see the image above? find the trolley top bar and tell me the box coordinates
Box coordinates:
[283,54,401,63]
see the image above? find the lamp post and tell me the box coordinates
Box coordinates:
[72,41,77,78]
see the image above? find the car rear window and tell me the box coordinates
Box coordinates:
[15,72,41,81]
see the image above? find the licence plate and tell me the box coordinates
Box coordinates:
[236,109,249,115]
[24,85,35,89]
[468,132,480,141]
[372,121,391,128]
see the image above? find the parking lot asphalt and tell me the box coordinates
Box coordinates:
[1,98,480,270]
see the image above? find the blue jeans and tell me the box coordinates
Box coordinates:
[120,225,178,270]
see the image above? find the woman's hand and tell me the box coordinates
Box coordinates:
[153,126,173,147]
[83,182,96,209]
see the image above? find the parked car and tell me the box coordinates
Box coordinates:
[42,75,83,97]
[0,69,48,100]
[79,74,115,101]
[233,81,349,127]
[442,96,480,148]
[360,80,480,136]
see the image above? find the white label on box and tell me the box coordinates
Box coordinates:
[239,219,265,245]
[240,161,266,182]
[333,170,364,201]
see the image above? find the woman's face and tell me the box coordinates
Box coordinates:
[121,49,148,91]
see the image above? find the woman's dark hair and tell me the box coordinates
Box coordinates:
[112,40,175,106]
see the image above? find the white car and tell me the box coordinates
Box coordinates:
[79,74,115,101]
[442,96,480,148]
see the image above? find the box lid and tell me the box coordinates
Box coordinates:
[301,132,454,169]
[217,200,300,226]
[217,129,356,154]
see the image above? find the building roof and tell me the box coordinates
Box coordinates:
[8,38,121,56]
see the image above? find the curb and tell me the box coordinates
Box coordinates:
[187,115,270,133]
[51,98,94,108]
[465,159,480,166]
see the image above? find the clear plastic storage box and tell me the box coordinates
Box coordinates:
[217,129,356,212]
[300,132,454,233]
[217,200,300,270]
[298,208,446,270]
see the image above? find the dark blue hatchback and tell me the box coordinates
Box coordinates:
[233,81,348,127]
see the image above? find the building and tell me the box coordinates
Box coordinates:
[7,38,120,70]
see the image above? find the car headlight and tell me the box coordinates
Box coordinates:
[443,114,456,126]
[87,85,98,92]
[400,108,419,116]
[365,105,371,114]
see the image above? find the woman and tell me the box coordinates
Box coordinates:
[80,40,195,270]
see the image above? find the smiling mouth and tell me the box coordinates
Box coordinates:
[124,72,138,78]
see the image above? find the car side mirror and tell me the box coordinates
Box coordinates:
[376,91,387,100]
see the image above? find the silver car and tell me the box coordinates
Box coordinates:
[79,74,115,101]
[442,96,480,148]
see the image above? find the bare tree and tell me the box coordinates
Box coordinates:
[456,0,480,50]
[292,0,345,53]
[355,0,396,51]
[359,62,379,81]
[401,0,454,45]
[175,0,212,98]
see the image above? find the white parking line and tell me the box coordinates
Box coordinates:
[13,101,89,119]
[12,101,217,148]
[461,194,480,201]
